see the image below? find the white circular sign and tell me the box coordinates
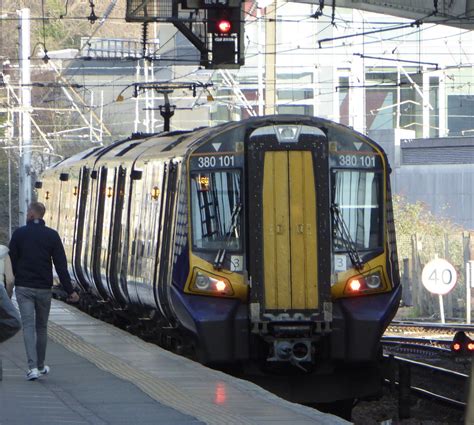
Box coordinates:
[422,258,457,295]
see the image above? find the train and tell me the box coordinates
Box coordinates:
[36,115,401,406]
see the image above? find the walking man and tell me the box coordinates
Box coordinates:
[9,202,79,380]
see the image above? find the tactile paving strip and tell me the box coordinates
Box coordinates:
[48,322,253,425]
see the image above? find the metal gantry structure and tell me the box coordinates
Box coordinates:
[2,0,474,230]
[125,0,245,68]
[0,9,110,230]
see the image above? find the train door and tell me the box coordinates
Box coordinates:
[72,166,91,291]
[154,160,180,322]
[127,159,165,310]
[247,125,331,323]
[97,165,126,305]
[82,167,99,294]
[62,171,76,281]
[90,166,109,300]
[60,171,78,276]
[107,166,128,306]
[262,151,318,310]
[42,175,58,228]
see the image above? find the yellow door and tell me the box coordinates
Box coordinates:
[263,151,318,310]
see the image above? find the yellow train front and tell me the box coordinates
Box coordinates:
[36,115,401,405]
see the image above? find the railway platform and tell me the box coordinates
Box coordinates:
[0,300,348,425]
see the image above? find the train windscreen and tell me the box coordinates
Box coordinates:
[332,169,383,252]
[190,170,242,252]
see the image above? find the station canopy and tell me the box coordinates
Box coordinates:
[287,0,474,29]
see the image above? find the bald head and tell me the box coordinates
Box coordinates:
[27,202,46,220]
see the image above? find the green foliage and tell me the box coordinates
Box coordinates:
[0,115,5,138]
[393,195,467,317]
[34,0,89,51]
[393,194,464,267]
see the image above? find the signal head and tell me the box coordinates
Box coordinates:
[217,19,232,34]
[451,331,474,356]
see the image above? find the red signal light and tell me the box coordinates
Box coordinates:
[217,19,232,34]
[451,331,474,355]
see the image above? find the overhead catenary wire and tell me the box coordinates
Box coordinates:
[1,3,474,129]
[1,9,471,59]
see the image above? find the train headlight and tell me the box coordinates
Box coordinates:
[195,273,210,290]
[366,274,381,289]
[191,270,234,296]
[344,269,384,295]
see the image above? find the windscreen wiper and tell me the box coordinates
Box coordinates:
[213,202,242,270]
[331,203,364,271]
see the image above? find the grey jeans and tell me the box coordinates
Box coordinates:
[15,287,52,370]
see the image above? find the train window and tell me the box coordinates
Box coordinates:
[332,169,383,252]
[191,170,241,252]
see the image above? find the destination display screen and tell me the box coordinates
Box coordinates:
[328,138,382,169]
[333,153,380,168]
[190,134,245,170]
[190,152,244,170]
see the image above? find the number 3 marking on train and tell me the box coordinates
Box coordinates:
[334,254,347,272]
[230,255,243,272]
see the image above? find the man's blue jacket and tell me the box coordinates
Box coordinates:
[9,219,75,294]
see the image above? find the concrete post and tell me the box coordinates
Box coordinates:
[18,8,32,225]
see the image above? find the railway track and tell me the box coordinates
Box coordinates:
[387,320,474,336]
[384,321,472,410]
[382,335,452,358]
[383,354,468,411]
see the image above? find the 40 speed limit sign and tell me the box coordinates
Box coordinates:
[422,258,458,295]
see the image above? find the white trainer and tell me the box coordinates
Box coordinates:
[38,365,50,376]
[26,368,40,381]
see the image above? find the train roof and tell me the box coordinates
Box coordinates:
[43,115,385,175]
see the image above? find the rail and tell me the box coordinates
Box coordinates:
[388,320,474,335]
[382,335,452,356]
[383,353,468,413]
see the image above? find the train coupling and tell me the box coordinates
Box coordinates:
[268,339,312,365]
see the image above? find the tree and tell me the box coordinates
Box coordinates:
[393,194,466,317]
[393,194,464,265]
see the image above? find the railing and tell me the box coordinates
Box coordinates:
[80,38,160,60]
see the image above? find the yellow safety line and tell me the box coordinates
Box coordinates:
[48,322,253,425]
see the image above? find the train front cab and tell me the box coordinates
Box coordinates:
[177,117,401,402]
[177,120,332,366]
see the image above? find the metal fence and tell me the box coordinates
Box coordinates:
[80,38,160,60]
[400,232,474,321]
